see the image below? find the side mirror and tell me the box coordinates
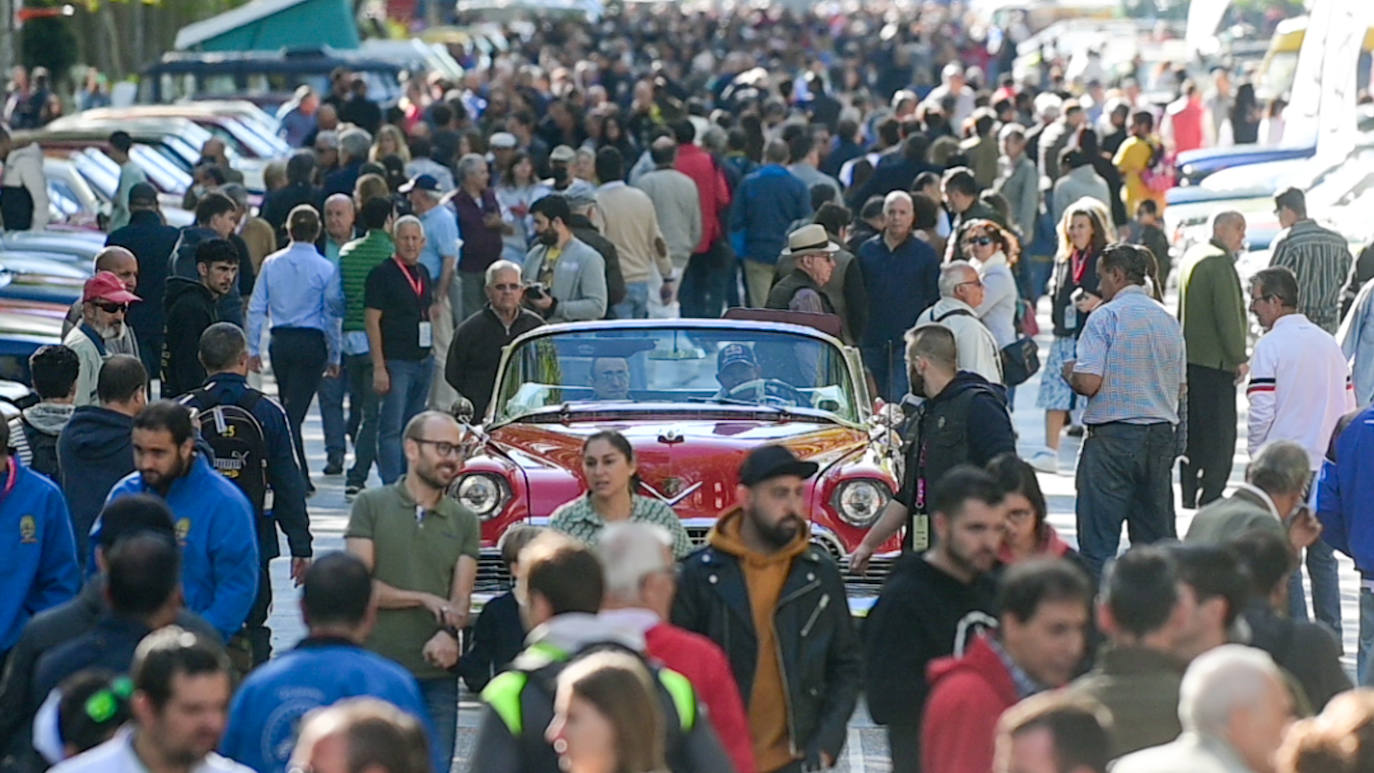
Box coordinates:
[450,396,475,425]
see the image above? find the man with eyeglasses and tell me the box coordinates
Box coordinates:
[64,271,142,407]
[345,410,479,772]
[915,260,1003,383]
[445,259,543,420]
[766,224,838,314]
[1246,265,1354,638]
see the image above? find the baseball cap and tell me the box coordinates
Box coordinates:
[489,132,517,150]
[738,445,819,486]
[561,179,597,210]
[127,182,158,206]
[83,271,141,304]
[398,174,440,194]
[717,343,757,370]
[550,145,576,163]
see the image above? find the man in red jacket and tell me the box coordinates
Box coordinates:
[597,522,757,773]
[921,559,1092,773]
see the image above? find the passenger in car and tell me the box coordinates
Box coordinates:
[589,356,632,401]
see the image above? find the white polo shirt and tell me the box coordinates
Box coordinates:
[1246,313,1355,470]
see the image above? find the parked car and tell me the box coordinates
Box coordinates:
[454,316,904,612]
[141,47,404,112]
[0,312,65,385]
[72,104,291,161]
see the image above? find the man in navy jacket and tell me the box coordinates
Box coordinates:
[96,400,258,642]
[729,138,809,308]
[0,419,79,663]
[220,552,439,773]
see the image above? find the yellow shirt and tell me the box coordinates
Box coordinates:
[1114,136,1165,215]
[537,245,562,288]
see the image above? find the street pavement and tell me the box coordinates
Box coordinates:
[258,285,1360,773]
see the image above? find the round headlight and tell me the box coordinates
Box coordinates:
[833,479,888,527]
[456,474,508,519]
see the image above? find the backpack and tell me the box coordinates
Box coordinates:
[19,416,60,481]
[186,388,271,514]
[935,308,1042,387]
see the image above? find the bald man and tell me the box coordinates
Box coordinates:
[62,247,141,360]
[1176,211,1249,507]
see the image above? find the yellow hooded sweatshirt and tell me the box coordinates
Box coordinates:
[708,507,811,772]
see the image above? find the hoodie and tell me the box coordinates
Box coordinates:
[161,276,220,398]
[57,406,135,567]
[8,403,73,482]
[709,508,810,773]
[0,142,49,231]
[863,553,999,768]
[169,226,246,327]
[921,635,1019,773]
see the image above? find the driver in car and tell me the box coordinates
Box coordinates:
[715,343,762,395]
[589,356,632,401]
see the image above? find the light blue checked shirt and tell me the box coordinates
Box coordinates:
[1074,284,1186,425]
[246,241,344,365]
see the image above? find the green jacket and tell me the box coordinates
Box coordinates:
[1177,239,1247,372]
[1067,645,1187,758]
[1184,485,1286,545]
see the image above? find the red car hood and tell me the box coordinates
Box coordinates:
[485,417,868,520]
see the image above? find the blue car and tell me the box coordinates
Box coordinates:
[1173,144,1314,188]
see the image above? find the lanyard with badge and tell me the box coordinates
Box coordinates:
[395,257,432,349]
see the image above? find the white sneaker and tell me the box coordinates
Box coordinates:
[1027,449,1059,475]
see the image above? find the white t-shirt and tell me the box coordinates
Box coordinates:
[50,730,252,773]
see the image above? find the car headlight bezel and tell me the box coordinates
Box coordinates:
[454,473,511,520]
[830,478,890,528]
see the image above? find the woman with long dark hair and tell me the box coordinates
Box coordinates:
[985,454,1080,564]
[549,430,692,558]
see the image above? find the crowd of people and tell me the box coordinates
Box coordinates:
[3,3,1374,773]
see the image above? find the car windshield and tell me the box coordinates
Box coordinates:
[493,326,860,423]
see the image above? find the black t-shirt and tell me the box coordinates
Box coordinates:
[364,258,433,362]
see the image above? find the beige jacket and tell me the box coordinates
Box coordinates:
[595,181,672,283]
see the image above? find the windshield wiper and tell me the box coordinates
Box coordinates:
[685,396,780,409]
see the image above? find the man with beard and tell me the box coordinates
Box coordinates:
[48,626,250,772]
[850,324,1016,567]
[99,401,258,643]
[345,411,479,771]
[162,239,240,398]
[862,466,1005,773]
[64,272,142,406]
[673,445,862,773]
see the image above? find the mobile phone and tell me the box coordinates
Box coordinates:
[525,283,546,300]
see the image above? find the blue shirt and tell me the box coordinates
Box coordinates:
[246,242,344,365]
[0,457,79,653]
[856,233,941,346]
[1073,284,1186,425]
[99,454,259,640]
[417,204,459,285]
[220,638,440,773]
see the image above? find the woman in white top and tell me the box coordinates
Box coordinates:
[494,151,551,264]
[962,218,1020,349]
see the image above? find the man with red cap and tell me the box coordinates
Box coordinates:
[62,271,141,406]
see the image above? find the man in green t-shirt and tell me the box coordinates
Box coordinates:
[345,409,478,771]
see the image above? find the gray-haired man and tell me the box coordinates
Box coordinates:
[444,260,543,420]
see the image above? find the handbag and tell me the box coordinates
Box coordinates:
[999,336,1041,387]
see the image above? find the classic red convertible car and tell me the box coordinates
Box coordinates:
[453,317,904,611]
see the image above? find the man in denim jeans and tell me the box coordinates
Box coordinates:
[364,216,436,484]
[1065,244,1186,579]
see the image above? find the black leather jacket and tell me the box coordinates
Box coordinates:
[671,536,862,766]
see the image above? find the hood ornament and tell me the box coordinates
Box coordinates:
[658,428,684,444]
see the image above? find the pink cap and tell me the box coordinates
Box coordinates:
[82,271,141,304]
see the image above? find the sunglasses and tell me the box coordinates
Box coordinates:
[93,301,129,314]
[965,236,995,247]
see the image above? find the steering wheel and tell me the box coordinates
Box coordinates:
[724,378,804,407]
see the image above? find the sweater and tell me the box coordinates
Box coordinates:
[729,164,809,265]
[675,144,730,253]
[596,181,673,283]
[921,635,1018,773]
[1177,239,1248,372]
[1247,313,1355,467]
[635,167,703,267]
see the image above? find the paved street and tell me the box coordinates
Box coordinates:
[259,289,1360,773]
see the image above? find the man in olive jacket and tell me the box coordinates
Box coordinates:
[1176,211,1249,507]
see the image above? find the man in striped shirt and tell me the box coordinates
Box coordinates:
[1269,187,1353,335]
[1247,266,1355,638]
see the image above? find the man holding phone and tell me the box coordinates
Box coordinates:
[521,194,607,322]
